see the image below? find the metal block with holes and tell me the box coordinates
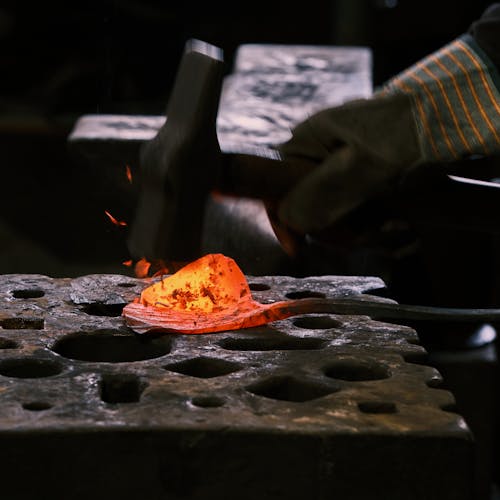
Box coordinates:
[0,273,473,500]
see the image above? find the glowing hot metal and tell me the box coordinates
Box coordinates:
[123,254,500,335]
[123,253,292,334]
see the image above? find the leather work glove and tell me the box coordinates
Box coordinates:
[277,28,500,236]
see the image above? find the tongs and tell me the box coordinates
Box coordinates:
[123,254,500,334]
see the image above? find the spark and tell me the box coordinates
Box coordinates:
[134,258,151,278]
[125,165,133,184]
[104,210,127,227]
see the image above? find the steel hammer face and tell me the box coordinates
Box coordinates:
[127,39,224,263]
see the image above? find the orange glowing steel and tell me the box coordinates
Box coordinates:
[123,259,133,267]
[140,253,248,313]
[123,253,295,334]
[134,258,151,278]
[104,210,127,227]
[125,165,133,184]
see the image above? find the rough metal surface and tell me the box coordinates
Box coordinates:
[0,273,472,499]
[218,44,372,149]
[69,45,371,151]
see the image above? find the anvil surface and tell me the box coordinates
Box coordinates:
[0,273,473,500]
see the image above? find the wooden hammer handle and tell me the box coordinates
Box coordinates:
[216,151,312,201]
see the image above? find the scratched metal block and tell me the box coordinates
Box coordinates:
[68,44,372,155]
[218,44,372,150]
[0,273,473,500]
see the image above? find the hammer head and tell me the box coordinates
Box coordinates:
[127,39,224,263]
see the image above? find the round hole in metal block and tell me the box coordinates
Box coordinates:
[0,358,62,378]
[217,336,326,351]
[441,402,459,413]
[404,338,421,346]
[80,303,126,317]
[402,352,429,366]
[100,373,146,403]
[426,377,444,389]
[293,316,342,330]
[165,357,241,378]
[52,330,171,363]
[22,401,53,411]
[248,283,271,291]
[11,289,45,299]
[246,375,339,403]
[358,401,397,414]
[324,360,390,381]
[285,291,326,300]
[117,282,137,288]
[0,337,19,349]
[363,286,388,298]
[191,396,225,408]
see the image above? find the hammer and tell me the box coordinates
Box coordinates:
[127,39,305,263]
[126,38,500,268]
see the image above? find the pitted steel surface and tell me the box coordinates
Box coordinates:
[0,273,473,499]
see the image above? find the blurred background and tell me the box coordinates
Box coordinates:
[1,0,493,115]
[0,0,494,276]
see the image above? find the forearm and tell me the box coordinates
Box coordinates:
[377,3,500,164]
[277,4,500,234]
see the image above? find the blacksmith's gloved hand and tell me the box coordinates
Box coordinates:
[277,8,500,236]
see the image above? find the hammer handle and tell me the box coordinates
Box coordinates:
[217,152,311,201]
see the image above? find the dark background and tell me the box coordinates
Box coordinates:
[0,0,494,278]
[1,0,493,118]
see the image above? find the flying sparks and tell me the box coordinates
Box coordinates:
[104,210,127,227]
[125,165,133,184]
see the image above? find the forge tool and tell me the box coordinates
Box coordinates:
[126,39,304,263]
[123,254,500,334]
[124,40,500,334]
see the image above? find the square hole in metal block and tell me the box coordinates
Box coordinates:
[0,358,62,378]
[11,289,45,299]
[0,317,44,330]
[100,373,146,404]
[0,337,19,349]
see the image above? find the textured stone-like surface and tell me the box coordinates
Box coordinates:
[0,273,472,499]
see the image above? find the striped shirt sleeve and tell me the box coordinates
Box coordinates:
[378,33,500,163]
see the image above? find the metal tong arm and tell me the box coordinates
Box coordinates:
[278,297,500,323]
